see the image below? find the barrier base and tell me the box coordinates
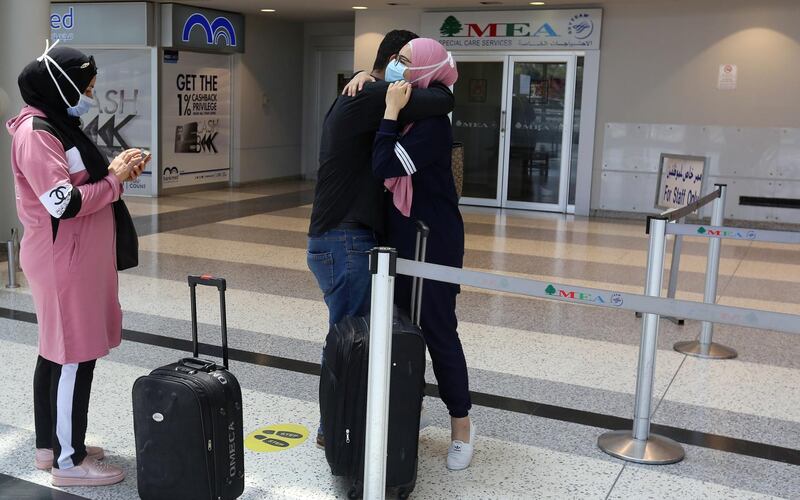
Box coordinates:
[597,431,685,465]
[673,340,737,359]
[5,284,19,289]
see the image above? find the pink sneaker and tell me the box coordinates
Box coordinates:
[51,457,125,487]
[35,446,105,471]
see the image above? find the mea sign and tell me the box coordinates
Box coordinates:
[440,16,557,38]
[423,9,602,50]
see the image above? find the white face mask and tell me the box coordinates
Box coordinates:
[36,39,95,115]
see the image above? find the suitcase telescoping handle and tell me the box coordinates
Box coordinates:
[188,274,229,369]
[409,221,429,327]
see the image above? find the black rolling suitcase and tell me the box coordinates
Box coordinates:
[320,222,430,499]
[132,275,245,500]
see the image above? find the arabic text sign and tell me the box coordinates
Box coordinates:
[421,10,602,51]
[656,154,707,210]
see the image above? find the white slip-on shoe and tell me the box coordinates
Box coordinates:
[446,420,476,471]
[35,446,105,471]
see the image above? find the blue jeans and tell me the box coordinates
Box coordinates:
[307,228,376,328]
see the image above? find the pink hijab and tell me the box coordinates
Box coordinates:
[385,38,458,217]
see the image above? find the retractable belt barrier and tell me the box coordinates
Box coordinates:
[395,259,800,335]
[666,223,800,244]
[638,185,723,326]
[362,216,800,497]
[661,184,800,359]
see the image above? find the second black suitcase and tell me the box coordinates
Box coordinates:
[320,223,429,499]
[132,275,245,500]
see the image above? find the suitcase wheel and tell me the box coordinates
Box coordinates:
[398,487,411,499]
[347,486,361,499]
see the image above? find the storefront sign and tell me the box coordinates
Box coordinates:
[655,154,707,210]
[161,3,244,54]
[81,49,155,196]
[422,10,602,50]
[161,51,231,189]
[50,2,154,46]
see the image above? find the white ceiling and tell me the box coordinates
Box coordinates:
[72,0,617,21]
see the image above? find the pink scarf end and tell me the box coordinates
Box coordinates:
[384,177,413,217]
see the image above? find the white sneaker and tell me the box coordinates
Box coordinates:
[419,405,431,431]
[446,420,476,471]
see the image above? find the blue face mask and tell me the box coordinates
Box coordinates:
[36,39,96,117]
[67,93,94,117]
[385,59,407,83]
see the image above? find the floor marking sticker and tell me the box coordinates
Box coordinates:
[245,423,309,452]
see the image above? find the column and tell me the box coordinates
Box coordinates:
[0,0,50,244]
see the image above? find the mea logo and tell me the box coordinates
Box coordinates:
[440,16,463,37]
[439,14,556,38]
[545,284,609,305]
[182,13,237,47]
[697,227,757,240]
[568,13,594,39]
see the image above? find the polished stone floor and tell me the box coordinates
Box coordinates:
[0,180,797,499]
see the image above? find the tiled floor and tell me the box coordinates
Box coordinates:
[0,180,798,499]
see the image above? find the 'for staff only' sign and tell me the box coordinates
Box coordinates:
[655,154,708,210]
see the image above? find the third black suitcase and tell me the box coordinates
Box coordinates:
[320,222,430,499]
[132,275,245,500]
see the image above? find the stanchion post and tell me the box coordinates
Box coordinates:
[674,184,738,359]
[598,217,685,464]
[6,239,19,289]
[10,228,20,272]
[363,248,397,500]
[663,217,685,325]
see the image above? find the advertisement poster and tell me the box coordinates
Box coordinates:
[82,49,154,196]
[161,51,231,189]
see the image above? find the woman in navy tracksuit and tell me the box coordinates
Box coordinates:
[371,38,475,471]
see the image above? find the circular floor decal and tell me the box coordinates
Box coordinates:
[245,423,309,452]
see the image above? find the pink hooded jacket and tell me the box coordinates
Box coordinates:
[7,105,123,364]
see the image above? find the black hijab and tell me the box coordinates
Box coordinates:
[17,43,138,270]
[18,44,108,183]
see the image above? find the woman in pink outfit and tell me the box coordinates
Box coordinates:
[6,41,147,487]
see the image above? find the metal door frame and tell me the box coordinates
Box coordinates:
[452,54,509,208]
[501,54,577,213]
[452,52,581,213]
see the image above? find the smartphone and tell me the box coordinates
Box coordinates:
[138,150,152,166]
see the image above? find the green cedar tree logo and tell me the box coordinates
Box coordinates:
[697,227,706,234]
[545,284,556,295]
[440,16,463,37]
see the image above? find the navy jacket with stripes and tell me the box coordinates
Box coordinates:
[372,116,464,271]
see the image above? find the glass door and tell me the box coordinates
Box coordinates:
[451,56,508,207]
[501,55,577,212]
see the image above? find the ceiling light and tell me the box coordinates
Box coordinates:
[260,8,276,12]
[530,1,546,5]
[352,6,368,9]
